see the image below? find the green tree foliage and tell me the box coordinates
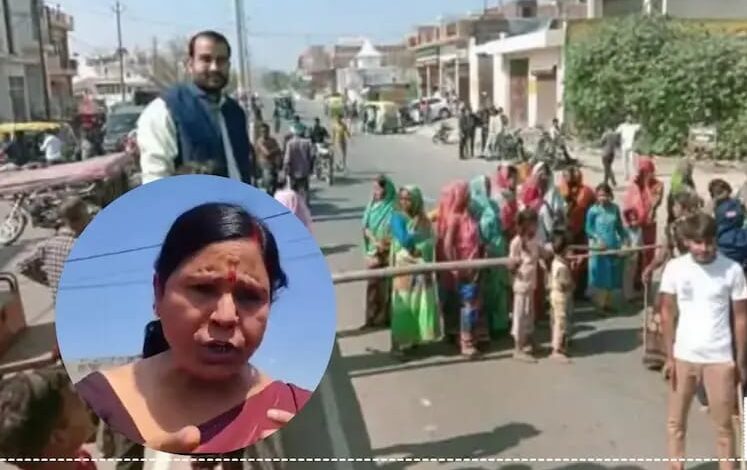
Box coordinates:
[565,15,747,159]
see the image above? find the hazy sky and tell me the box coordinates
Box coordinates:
[55,0,491,71]
[54,175,336,391]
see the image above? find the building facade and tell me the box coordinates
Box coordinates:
[0,0,75,123]
[73,50,157,109]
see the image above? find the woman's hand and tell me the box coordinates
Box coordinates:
[146,426,201,453]
[260,409,296,440]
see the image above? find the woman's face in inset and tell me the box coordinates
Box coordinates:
[156,239,271,381]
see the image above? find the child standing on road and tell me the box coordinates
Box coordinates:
[509,208,550,363]
[549,231,574,362]
[622,208,643,302]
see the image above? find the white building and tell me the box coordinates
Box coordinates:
[336,39,417,102]
[73,51,157,109]
[0,0,75,122]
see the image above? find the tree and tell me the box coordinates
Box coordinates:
[564,15,747,159]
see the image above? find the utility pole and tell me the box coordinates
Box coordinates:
[233,0,249,105]
[151,36,158,80]
[113,1,126,103]
[34,0,51,119]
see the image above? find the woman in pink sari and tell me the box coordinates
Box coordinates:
[441,181,488,358]
[274,186,313,231]
[434,183,460,344]
[623,157,663,287]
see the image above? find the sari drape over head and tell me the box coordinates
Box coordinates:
[362,176,396,256]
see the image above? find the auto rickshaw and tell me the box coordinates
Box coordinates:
[0,121,79,165]
[364,101,403,134]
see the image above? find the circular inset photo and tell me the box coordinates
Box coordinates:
[54,175,336,454]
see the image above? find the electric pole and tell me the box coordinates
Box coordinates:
[34,0,51,119]
[233,0,249,106]
[113,1,126,103]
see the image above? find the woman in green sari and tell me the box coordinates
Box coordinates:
[389,185,441,358]
[469,175,511,337]
[362,175,397,329]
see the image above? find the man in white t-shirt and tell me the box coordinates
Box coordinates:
[659,213,747,470]
[40,131,63,164]
[615,114,640,182]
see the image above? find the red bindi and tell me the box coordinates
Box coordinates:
[227,267,237,286]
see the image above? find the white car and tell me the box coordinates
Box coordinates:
[410,97,452,123]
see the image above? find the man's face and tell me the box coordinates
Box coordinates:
[188,36,230,93]
[687,237,717,264]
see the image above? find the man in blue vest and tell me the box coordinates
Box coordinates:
[136,30,254,185]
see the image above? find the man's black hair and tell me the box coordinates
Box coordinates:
[0,367,71,458]
[684,212,717,241]
[551,230,571,256]
[188,30,232,58]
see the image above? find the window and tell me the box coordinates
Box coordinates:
[9,76,28,121]
[96,83,121,95]
[521,6,534,17]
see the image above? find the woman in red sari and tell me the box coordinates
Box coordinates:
[558,166,596,300]
[434,183,460,344]
[623,157,664,287]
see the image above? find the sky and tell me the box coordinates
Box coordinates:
[53,0,493,71]
[54,175,336,392]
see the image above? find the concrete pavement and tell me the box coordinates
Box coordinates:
[283,97,743,469]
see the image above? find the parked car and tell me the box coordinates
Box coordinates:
[408,97,452,123]
[102,105,145,153]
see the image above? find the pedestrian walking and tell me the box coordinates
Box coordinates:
[477,106,490,157]
[585,183,628,312]
[660,212,747,470]
[361,175,396,330]
[616,114,641,182]
[389,185,440,359]
[40,130,63,165]
[255,123,282,195]
[332,115,351,172]
[137,30,254,185]
[458,107,476,159]
[600,128,619,187]
[282,127,315,206]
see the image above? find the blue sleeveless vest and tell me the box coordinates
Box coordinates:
[161,83,254,183]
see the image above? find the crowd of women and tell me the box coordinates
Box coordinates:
[360,156,725,364]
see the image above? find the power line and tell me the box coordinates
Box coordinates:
[65,210,294,263]
[58,252,325,291]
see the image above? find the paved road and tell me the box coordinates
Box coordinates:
[281,98,742,470]
[2,96,743,469]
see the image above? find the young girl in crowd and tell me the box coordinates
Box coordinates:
[274,179,313,231]
[622,208,643,302]
[549,231,574,362]
[509,208,550,362]
[586,183,628,312]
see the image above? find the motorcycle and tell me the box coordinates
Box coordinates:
[314,142,335,186]
[488,129,528,162]
[535,129,579,169]
[432,123,452,144]
[0,184,99,246]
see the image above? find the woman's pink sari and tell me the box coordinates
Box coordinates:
[274,189,313,230]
